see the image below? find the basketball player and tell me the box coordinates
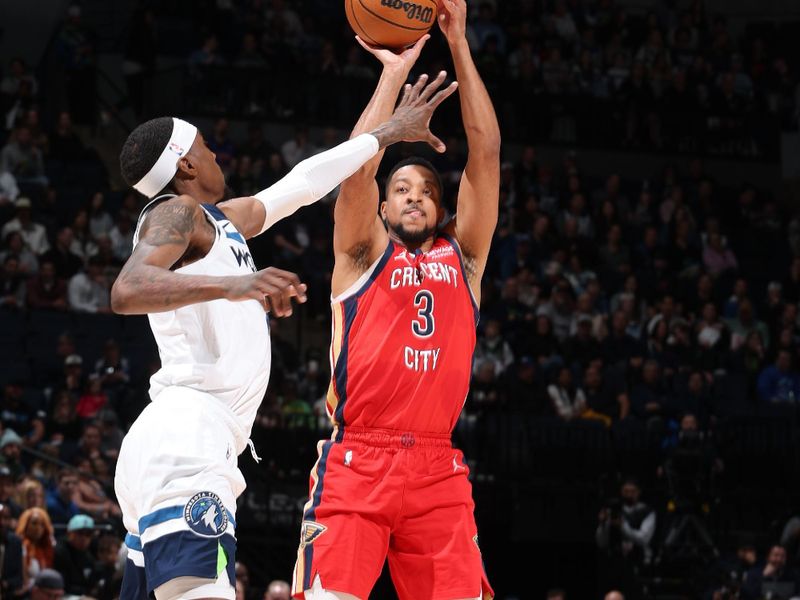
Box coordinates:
[110,65,457,600]
[292,1,500,599]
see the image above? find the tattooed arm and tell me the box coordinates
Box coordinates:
[110,196,307,316]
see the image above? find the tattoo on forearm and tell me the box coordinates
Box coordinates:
[140,204,195,246]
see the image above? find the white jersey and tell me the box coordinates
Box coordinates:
[133,196,271,446]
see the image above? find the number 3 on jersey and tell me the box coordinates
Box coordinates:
[412,290,435,338]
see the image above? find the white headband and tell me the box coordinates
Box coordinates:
[133,117,198,198]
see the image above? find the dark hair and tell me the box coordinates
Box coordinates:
[385,156,444,201]
[119,117,175,193]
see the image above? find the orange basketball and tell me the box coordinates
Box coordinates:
[345,0,438,49]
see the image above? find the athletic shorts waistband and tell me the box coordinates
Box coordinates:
[333,426,452,448]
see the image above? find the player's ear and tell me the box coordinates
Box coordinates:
[174,156,197,180]
[380,201,387,220]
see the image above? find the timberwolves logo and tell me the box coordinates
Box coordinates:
[184,492,228,538]
[299,521,327,548]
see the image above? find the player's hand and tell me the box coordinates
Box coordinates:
[388,71,458,153]
[355,34,429,75]
[437,0,467,44]
[224,267,307,317]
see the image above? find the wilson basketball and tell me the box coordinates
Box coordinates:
[345,0,438,49]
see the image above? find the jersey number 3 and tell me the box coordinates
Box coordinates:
[412,290,435,338]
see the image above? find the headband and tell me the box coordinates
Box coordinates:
[133,117,198,198]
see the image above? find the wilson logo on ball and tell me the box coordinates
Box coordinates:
[380,0,434,24]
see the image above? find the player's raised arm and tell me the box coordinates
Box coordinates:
[219,45,457,253]
[110,195,306,316]
[439,0,501,300]
[332,36,429,270]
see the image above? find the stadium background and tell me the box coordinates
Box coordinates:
[2,0,800,598]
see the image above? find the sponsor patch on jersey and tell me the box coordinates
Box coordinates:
[300,521,327,547]
[184,492,228,538]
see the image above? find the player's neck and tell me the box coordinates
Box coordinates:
[173,182,221,204]
[388,231,437,254]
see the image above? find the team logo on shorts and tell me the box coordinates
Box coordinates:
[300,521,327,548]
[184,492,228,538]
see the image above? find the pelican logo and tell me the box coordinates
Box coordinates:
[380,0,434,24]
[184,492,228,538]
[300,521,327,548]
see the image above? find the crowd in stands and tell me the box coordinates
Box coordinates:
[143,0,800,157]
[1,0,800,598]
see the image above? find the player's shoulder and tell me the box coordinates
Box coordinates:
[140,194,202,226]
[136,194,206,245]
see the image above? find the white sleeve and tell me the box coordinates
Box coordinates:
[255,133,380,234]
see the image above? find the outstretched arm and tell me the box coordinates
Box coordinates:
[220,39,456,250]
[111,196,305,316]
[440,0,501,301]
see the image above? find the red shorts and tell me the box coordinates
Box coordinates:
[291,427,493,600]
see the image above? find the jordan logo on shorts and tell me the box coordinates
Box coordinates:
[184,492,228,538]
[300,521,327,548]
[453,455,466,473]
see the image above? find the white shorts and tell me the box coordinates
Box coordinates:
[114,388,247,600]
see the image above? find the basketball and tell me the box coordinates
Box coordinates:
[345,0,438,49]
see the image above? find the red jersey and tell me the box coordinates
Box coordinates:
[326,234,479,436]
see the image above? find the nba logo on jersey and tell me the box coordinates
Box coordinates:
[184,491,228,538]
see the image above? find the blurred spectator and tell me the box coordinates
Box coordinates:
[15,507,55,592]
[0,465,23,517]
[1,197,49,255]
[0,254,27,308]
[46,470,79,528]
[546,589,566,600]
[702,232,738,277]
[68,256,111,313]
[88,192,113,239]
[76,377,108,419]
[757,349,800,404]
[1,429,26,479]
[0,127,48,188]
[108,213,134,263]
[741,545,800,600]
[0,230,38,276]
[41,227,82,280]
[604,592,624,600]
[69,208,99,264]
[584,364,630,422]
[264,579,291,600]
[53,514,96,597]
[73,457,119,520]
[474,319,514,377]
[631,360,670,430]
[0,502,23,597]
[48,111,85,161]
[30,568,64,600]
[727,299,769,351]
[547,366,609,424]
[281,126,314,169]
[27,259,68,310]
[596,478,656,564]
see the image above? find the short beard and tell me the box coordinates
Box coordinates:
[388,220,437,245]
